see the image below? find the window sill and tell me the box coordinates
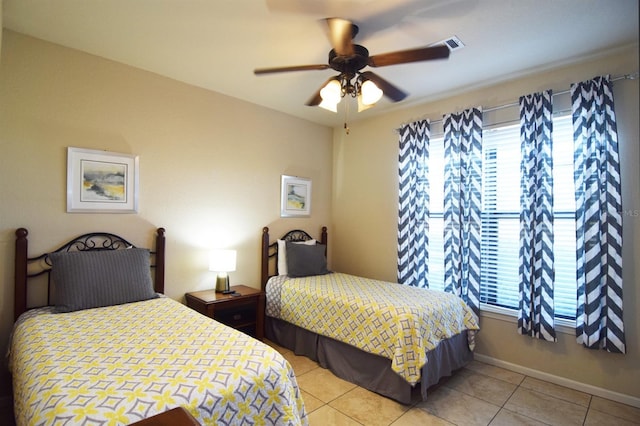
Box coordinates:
[480,303,576,335]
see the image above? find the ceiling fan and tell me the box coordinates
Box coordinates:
[254,17,450,112]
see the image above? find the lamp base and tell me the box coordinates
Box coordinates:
[215,274,230,293]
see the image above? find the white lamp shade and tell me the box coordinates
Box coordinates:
[360,80,383,105]
[318,98,339,112]
[209,249,237,272]
[320,79,342,103]
[357,94,375,112]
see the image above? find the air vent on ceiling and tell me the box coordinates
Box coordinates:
[432,35,465,52]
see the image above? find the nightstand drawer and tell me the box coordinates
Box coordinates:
[185,285,265,340]
[215,305,256,328]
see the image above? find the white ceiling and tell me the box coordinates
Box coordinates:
[3,0,638,127]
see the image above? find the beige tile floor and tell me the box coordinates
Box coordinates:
[266,340,640,426]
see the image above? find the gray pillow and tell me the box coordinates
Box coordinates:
[49,248,157,313]
[286,241,329,278]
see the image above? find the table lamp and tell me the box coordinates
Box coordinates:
[209,249,237,294]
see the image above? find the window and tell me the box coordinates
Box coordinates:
[426,115,577,320]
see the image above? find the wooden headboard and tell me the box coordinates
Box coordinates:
[261,226,327,290]
[14,227,166,321]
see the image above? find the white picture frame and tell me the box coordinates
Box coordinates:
[66,147,139,213]
[280,175,311,217]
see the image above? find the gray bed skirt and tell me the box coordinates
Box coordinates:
[266,316,473,405]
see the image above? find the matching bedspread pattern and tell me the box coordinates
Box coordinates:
[9,297,307,426]
[266,273,479,385]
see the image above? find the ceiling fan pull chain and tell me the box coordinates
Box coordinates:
[344,101,350,135]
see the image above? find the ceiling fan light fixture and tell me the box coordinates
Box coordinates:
[357,93,375,112]
[318,98,339,113]
[320,79,342,104]
[360,79,383,105]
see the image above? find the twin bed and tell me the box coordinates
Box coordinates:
[10,228,306,425]
[9,225,479,425]
[261,226,479,405]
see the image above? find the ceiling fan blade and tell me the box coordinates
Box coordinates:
[360,71,407,102]
[254,64,330,75]
[368,44,450,67]
[305,77,337,106]
[325,17,356,56]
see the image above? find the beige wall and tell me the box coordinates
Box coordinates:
[1,25,638,403]
[0,30,333,360]
[332,45,640,400]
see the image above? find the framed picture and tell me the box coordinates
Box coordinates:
[66,147,139,213]
[280,175,311,217]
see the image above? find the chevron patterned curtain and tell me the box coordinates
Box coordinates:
[518,91,557,342]
[397,120,430,288]
[571,76,625,353]
[443,108,482,314]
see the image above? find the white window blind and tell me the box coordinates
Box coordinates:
[426,115,577,320]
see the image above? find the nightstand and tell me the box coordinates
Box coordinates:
[185,285,265,340]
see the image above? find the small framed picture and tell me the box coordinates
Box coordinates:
[66,147,139,213]
[280,175,311,217]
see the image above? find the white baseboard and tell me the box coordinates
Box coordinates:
[474,353,640,409]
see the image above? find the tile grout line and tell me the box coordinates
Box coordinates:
[499,381,557,426]
[485,375,523,426]
[581,399,589,426]
[583,396,594,426]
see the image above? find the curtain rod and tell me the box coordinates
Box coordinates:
[395,71,638,131]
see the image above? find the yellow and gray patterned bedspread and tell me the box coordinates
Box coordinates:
[9,297,307,426]
[266,273,479,385]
